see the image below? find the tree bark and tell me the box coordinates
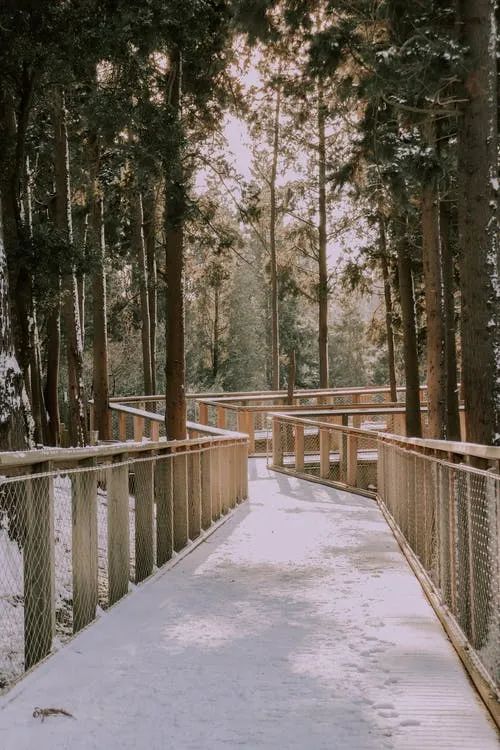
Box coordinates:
[45,290,61,446]
[143,186,158,394]
[396,229,422,437]
[0,198,32,450]
[421,123,447,439]
[212,284,220,379]
[287,350,296,406]
[457,0,499,445]
[440,200,461,440]
[164,48,187,440]
[89,134,111,441]
[269,80,281,390]
[378,215,398,402]
[131,186,153,395]
[317,81,329,389]
[53,87,87,446]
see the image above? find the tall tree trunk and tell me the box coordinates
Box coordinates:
[131,186,153,395]
[396,229,422,437]
[45,290,61,446]
[457,0,499,445]
[269,80,281,390]
[421,122,447,439]
[317,81,329,389]
[53,87,87,446]
[440,200,461,440]
[0,198,32,450]
[143,186,158,393]
[212,284,220,379]
[378,215,398,402]
[164,48,186,440]
[89,134,111,441]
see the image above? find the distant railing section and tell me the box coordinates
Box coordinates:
[267,412,500,720]
[0,421,248,691]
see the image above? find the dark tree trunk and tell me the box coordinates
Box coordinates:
[457,0,499,445]
[378,215,397,402]
[287,350,296,406]
[131,186,153,395]
[396,230,422,437]
[440,201,461,440]
[269,81,281,390]
[45,293,61,446]
[164,48,187,440]
[421,125,447,439]
[53,87,87,446]
[143,186,158,394]
[317,81,329,389]
[0,198,32,450]
[89,134,111,441]
[212,284,220,379]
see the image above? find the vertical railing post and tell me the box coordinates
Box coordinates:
[201,447,212,529]
[173,451,189,551]
[198,401,209,425]
[346,432,358,487]
[72,458,98,632]
[118,412,127,441]
[134,454,155,582]
[320,427,330,480]
[295,423,304,472]
[133,414,145,442]
[24,464,55,670]
[155,452,173,566]
[272,418,283,467]
[216,405,226,429]
[211,447,221,521]
[188,450,202,540]
[107,453,130,606]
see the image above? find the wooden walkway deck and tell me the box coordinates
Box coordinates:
[0,459,497,749]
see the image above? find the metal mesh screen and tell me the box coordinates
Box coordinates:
[0,438,247,691]
[378,442,499,695]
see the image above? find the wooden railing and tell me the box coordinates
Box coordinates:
[0,418,248,689]
[267,411,500,724]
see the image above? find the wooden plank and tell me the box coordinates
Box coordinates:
[134,457,155,583]
[200,448,212,529]
[24,465,55,670]
[246,411,255,454]
[173,452,189,551]
[188,451,202,540]
[107,456,130,606]
[211,448,221,520]
[295,424,305,472]
[72,459,98,633]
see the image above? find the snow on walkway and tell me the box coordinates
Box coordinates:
[0,459,497,750]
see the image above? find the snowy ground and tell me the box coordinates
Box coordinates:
[0,459,497,749]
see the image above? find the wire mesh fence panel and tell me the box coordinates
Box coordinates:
[0,436,248,692]
[378,442,500,696]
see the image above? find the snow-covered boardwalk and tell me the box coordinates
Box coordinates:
[0,459,497,750]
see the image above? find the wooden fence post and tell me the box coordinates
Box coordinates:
[272,418,283,467]
[156,454,173,566]
[211,447,221,520]
[216,406,226,429]
[107,454,130,606]
[346,433,358,487]
[246,412,255,454]
[201,448,212,529]
[173,452,189,551]
[118,412,127,441]
[295,424,304,472]
[188,451,202,540]
[134,455,155,582]
[133,415,145,442]
[320,428,330,479]
[198,402,209,425]
[24,465,55,670]
[72,459,98,633]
